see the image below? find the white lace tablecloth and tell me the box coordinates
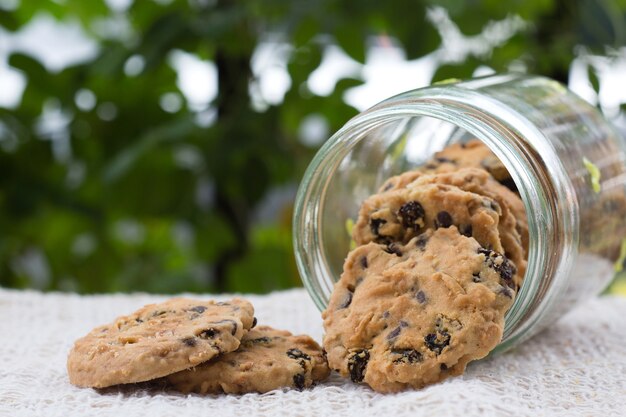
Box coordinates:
[1,287,625,417]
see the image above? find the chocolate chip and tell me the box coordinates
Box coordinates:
[135,318,144,323]
[424,331,450,355]
[490,200,501,213]
[293,373,306,390]
[459,224,473,237]
[243,336,272,347]
[472,273,481,283]
[360,256,368,269]
[387,326,402,340]
[384,243,403,257]
[382,182,394,191]
[398,201,425,229]
[425,315,461,354]
[440,363,448,370]
[416,290,427,304]
[460,142,467,149]
[182,337,196,347]
[387,321,409,340]
[339,291,353,309]
[425,163,438,170]
[199,328,217,338]
[370,218,387,237]
[392,348,423,364]
[287,348,311,361]
[251,317,257,328]
[189,306,207,314]
[478,248,514,288]
[215,301,229,306]
[415,233,429,250]
[435,211,453,228]
[348,349,369,383]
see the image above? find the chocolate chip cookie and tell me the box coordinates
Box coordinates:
[353,181,505,254]
[424,139,515,189]
[323,227,515,392]
[166,326,330,394]
[383,168,527,287]
[422,140,528,253]
[67,298,255,388]
[379,139,519,199]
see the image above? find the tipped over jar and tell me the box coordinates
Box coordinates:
[293,74,626,353]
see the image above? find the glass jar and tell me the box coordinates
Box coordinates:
[293,73,626,352]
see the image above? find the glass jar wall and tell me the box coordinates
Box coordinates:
[293,74,626,351]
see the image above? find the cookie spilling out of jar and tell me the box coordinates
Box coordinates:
[67,297,330,393]
[323,139,529,393]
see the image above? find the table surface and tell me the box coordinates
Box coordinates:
[1,287,625,417]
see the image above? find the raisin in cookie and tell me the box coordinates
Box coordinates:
[165,326,330,394]
[392,168,527,287]
[323,227,515,393]
[67,298,255,388]
[353,182,504,254]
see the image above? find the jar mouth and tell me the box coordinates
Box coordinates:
[293,76,578,350]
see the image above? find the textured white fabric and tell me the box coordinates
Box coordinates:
[0,287,625,417]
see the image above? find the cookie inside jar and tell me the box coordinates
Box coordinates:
[322,120,528,392]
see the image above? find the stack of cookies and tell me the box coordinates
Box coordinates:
[67,140,528,395]
[67,298,329,393]
[322,140,529,392]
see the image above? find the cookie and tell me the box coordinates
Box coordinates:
[378,170,424,193]
[165,326,330,394]
[425,140,529,253]
[353,182,504,254]
[378,141,529,260]
[383,168,527,287]
[67,298,255,388]
[424,139,515,190]
[378,139,518,197]
[323,227,515,393]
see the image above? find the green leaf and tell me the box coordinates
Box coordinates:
[103,116,196,183]
[582,157,602,193]
[0,11,20,31]
[293,16,320,46]
[334,25,366,63]
[7,53,47,78]
[431,58,482,83]
[588,65,600,93]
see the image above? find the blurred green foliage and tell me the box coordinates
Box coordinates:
[1,0,625,294]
